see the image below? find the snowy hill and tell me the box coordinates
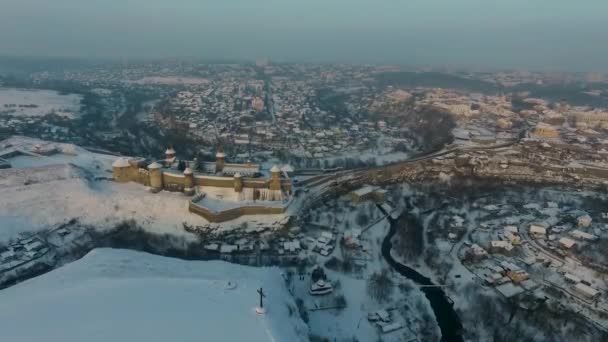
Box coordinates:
[0,135,286,243]
[0,249,309,342]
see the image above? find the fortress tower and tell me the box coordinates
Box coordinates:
[148,162,163,193]
[183,167,194,196]
[165,147,176,164]
[269,165,281,191]
[216,148,225,173]
[234,172,243,192]
[112,158,133,182]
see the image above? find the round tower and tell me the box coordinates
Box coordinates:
[269,165,281,191]
[165,147,176,163]
[148,162,163,193]
[183,167,194,196]
[234,172,243,192]
[112,158,132,182]
[216,148,226,173]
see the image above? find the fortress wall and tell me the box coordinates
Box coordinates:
[194,176,234,188]
[112,166,134,183]
[162,172,186,191]
[224,162,260,169]
[280,180,292,193]
[188,201,286,223]
[136,168,150,186]
[242,180,268,188]
[127,166,140,180]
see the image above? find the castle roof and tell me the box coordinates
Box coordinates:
[112,158,131,168]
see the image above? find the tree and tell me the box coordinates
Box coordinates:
[334,294,347,308]
[366,269,394,303]
[355,210,370,227]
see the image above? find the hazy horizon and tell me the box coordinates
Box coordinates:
[1,0,608,72]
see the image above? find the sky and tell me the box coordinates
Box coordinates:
[1,0,608,71]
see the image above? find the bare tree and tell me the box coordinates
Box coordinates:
[366,269,394,303]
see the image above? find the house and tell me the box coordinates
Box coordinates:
[529,225,547,238]
[344,229,362,247]
[204,243,220,252]
[24,240,44,252]
[0,250,16,263]
[467,244,488,260]
[504,231,521,245]
[574,283,600,300]
[320,231,334,242]
[570,229,598,241]
[350,186,386,203]
[490,240,514,253]
[559,237,577,249]
[506,269,529,284]
[500,261,522,273]
[283,240,301,253]
[577,214,592,228]
[220,244,238,254]
[380,322,403,334]
[495,283,525,298]
[564,273,581,284]
[376,310,390,323]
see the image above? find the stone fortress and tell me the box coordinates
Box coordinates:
[112,147,293,222]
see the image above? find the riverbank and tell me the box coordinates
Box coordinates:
[382,206,464,342]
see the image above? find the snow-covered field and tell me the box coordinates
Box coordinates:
[0,88,82,118]
[0,248,309,342]
[0,177,208,242]
[0,136,214,242]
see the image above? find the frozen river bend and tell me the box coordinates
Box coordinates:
[0,248,309,342]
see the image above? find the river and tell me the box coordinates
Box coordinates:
[382,211,464,342]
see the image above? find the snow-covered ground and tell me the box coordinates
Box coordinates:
[1,135,116,177]
[0,136,297,242]
[0,175,208,242]
[0,88,82,118]
[0,248,309,342]
[391,184,608,341]
[292,195,439,341]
